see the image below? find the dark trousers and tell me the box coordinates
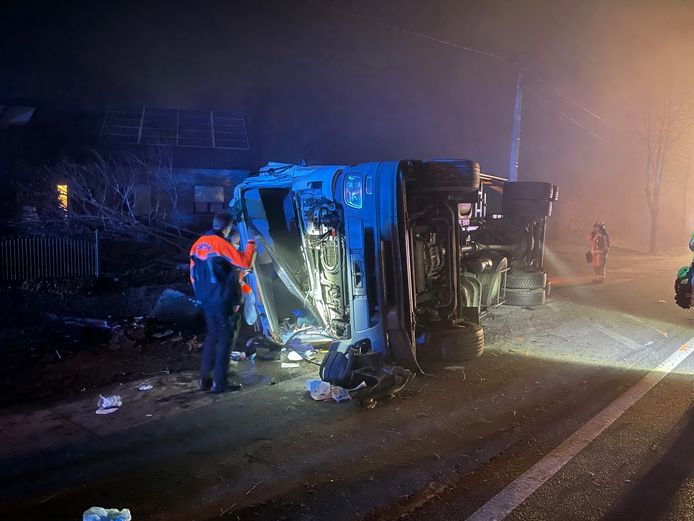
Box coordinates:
[200,305,240,388]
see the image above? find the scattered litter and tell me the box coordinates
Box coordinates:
[137,383,154,391]
[184,336,200,351]
[96,395,122,415]
[445,366,467,380]
[95,408,119,416]
[141,369,170,376]
[347,381,368,392]
[152,329,174,339]
[83,506,132,521]
[55,349,62,360]
[230,351,246,361]
[146,414,153,417]
[644,340,655,347]
[246,480,264,495]
[287,351,304,362]
[657,299,667,303]
[306,379,351,402]
[281,362,300,368]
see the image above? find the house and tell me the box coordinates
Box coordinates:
[1,102,254,232]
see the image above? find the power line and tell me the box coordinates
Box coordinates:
[334,6,629,149]
[348,10,512,61]
[534,94,638,160]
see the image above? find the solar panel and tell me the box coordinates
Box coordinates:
[99,106,249,150]
[213,111,249,149]
[99,107,141,144]
[179,109,213,148]
[141,107,177,146]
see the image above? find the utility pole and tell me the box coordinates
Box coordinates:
[508,70,524,182]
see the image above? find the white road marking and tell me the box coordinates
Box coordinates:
[466,341,694,521]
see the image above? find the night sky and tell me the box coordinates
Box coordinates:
[3,0,694,246]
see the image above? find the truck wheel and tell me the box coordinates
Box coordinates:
[502,198,552,218]
[438,322,485,362]
[503,181,556,200]
[506,269,547,289]
[504,287,546,307]
[411,160,481,192]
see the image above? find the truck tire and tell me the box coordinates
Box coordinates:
[502,198,552,218]
[439,322,485,362]
[506,269,547,290]
[441,322,484,362]
[411,159,480,192]
[504,287,546,307]
[503,181,556,201]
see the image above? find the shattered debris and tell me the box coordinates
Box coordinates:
[230,351,247,362]
[151,329,174,339]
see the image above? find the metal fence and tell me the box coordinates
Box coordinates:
[0,232,100,282]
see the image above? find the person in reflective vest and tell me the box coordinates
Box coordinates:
[190,211,256,393]
[589,221,610,283]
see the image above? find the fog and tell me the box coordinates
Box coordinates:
[2,0,694,249]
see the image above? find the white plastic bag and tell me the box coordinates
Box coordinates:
[306,379,351,402]
[95,395,122,415]
[83,506,132,521]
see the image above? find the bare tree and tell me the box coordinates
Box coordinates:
[22,149,194,252]
[638,93,693,253]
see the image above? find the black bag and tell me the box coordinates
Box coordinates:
[320,342,355,387]
[585,251,593,263]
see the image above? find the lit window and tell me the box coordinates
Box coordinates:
[57,184,68,212]
[194,185,225,214]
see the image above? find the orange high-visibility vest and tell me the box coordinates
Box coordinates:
[190,232,256,294]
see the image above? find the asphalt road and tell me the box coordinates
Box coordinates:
[0,244,692,521]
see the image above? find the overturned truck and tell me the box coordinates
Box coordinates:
[229,159,557,386]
